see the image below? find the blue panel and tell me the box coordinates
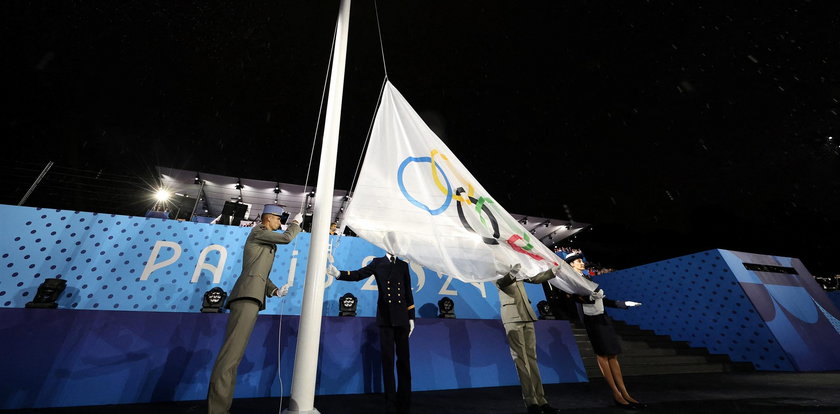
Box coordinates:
[0,205,547,320]
[596,250,792,370]
[597,249,840,372]
[0,308,584,410]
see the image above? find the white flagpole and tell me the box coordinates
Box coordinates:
[284,0,351,413]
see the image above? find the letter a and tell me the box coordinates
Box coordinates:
[191,244,228,284]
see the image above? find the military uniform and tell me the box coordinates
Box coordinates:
[495,269,556,411]
[207,221,300,414]
[336,254,415,412]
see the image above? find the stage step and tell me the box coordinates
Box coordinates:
[572,320,754,378]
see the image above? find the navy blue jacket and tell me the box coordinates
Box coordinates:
[337,256,415,327]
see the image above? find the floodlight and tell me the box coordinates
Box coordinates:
[438,297,456,318]
[201,287,228,313]
[154,189,171,202]
[537,300,556,320]
[338,293,357,316]
[25,278,67,309]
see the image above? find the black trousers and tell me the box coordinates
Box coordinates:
[379,325,411,408]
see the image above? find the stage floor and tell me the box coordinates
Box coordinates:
[6,371,840,414]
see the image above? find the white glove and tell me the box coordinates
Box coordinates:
[326,264,340,278]
[508,263,521,277]
[276,285,290,297]
[409,319,415,337]
[625,301,642,307]
[291,213,304,225]
[589,289,605,301]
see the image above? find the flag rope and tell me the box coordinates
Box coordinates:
[348,77,388,201]
[300,19,340,213]
[373,0,389,78]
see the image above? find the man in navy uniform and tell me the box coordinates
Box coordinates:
[207,204,302,414]
[327,253,415,413]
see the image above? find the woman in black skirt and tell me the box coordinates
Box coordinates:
[565,252,646,410]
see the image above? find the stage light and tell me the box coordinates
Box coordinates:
[25,278,67,309]
[338,293,357,316]
[537,300,556,320]
[194,173,201,184]
[235,179,243,190]
[201,287,228,313]
[154,189,171,202]
[309,191,315,197]
[438,297,456,318]
[274,182,281,194]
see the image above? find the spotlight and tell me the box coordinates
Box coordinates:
[194,173,201,184]
[338,293,357,316]
[235,179,243,190]
[25,278,67,309]
[274,183,281,194]
[438,297,456,318]
[201,287,228,313]
[536,300,556,320]
[154,189,171,202]
[309,191,315,197]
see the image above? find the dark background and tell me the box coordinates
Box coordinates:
[2,1,839,274]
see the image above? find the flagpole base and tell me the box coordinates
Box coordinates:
[282,408,320,414]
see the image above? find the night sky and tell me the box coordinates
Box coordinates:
[3,1,839,274]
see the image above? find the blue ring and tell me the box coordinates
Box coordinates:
[397,156,452,216]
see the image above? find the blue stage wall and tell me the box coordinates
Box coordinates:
[0,205,586,410]
[595,249,840,372]
[0,205,544,319]
[0,309,585,410]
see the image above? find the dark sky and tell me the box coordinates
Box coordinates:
[3,1,839,274]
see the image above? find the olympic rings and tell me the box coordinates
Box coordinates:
[397,156,452,215]
[507,233,558,265]
[398,150,559,266]
[431,150,475,204]
[454,187,500,245]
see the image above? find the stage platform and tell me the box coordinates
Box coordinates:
[0,308,585,410]
[5,371,840,413]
